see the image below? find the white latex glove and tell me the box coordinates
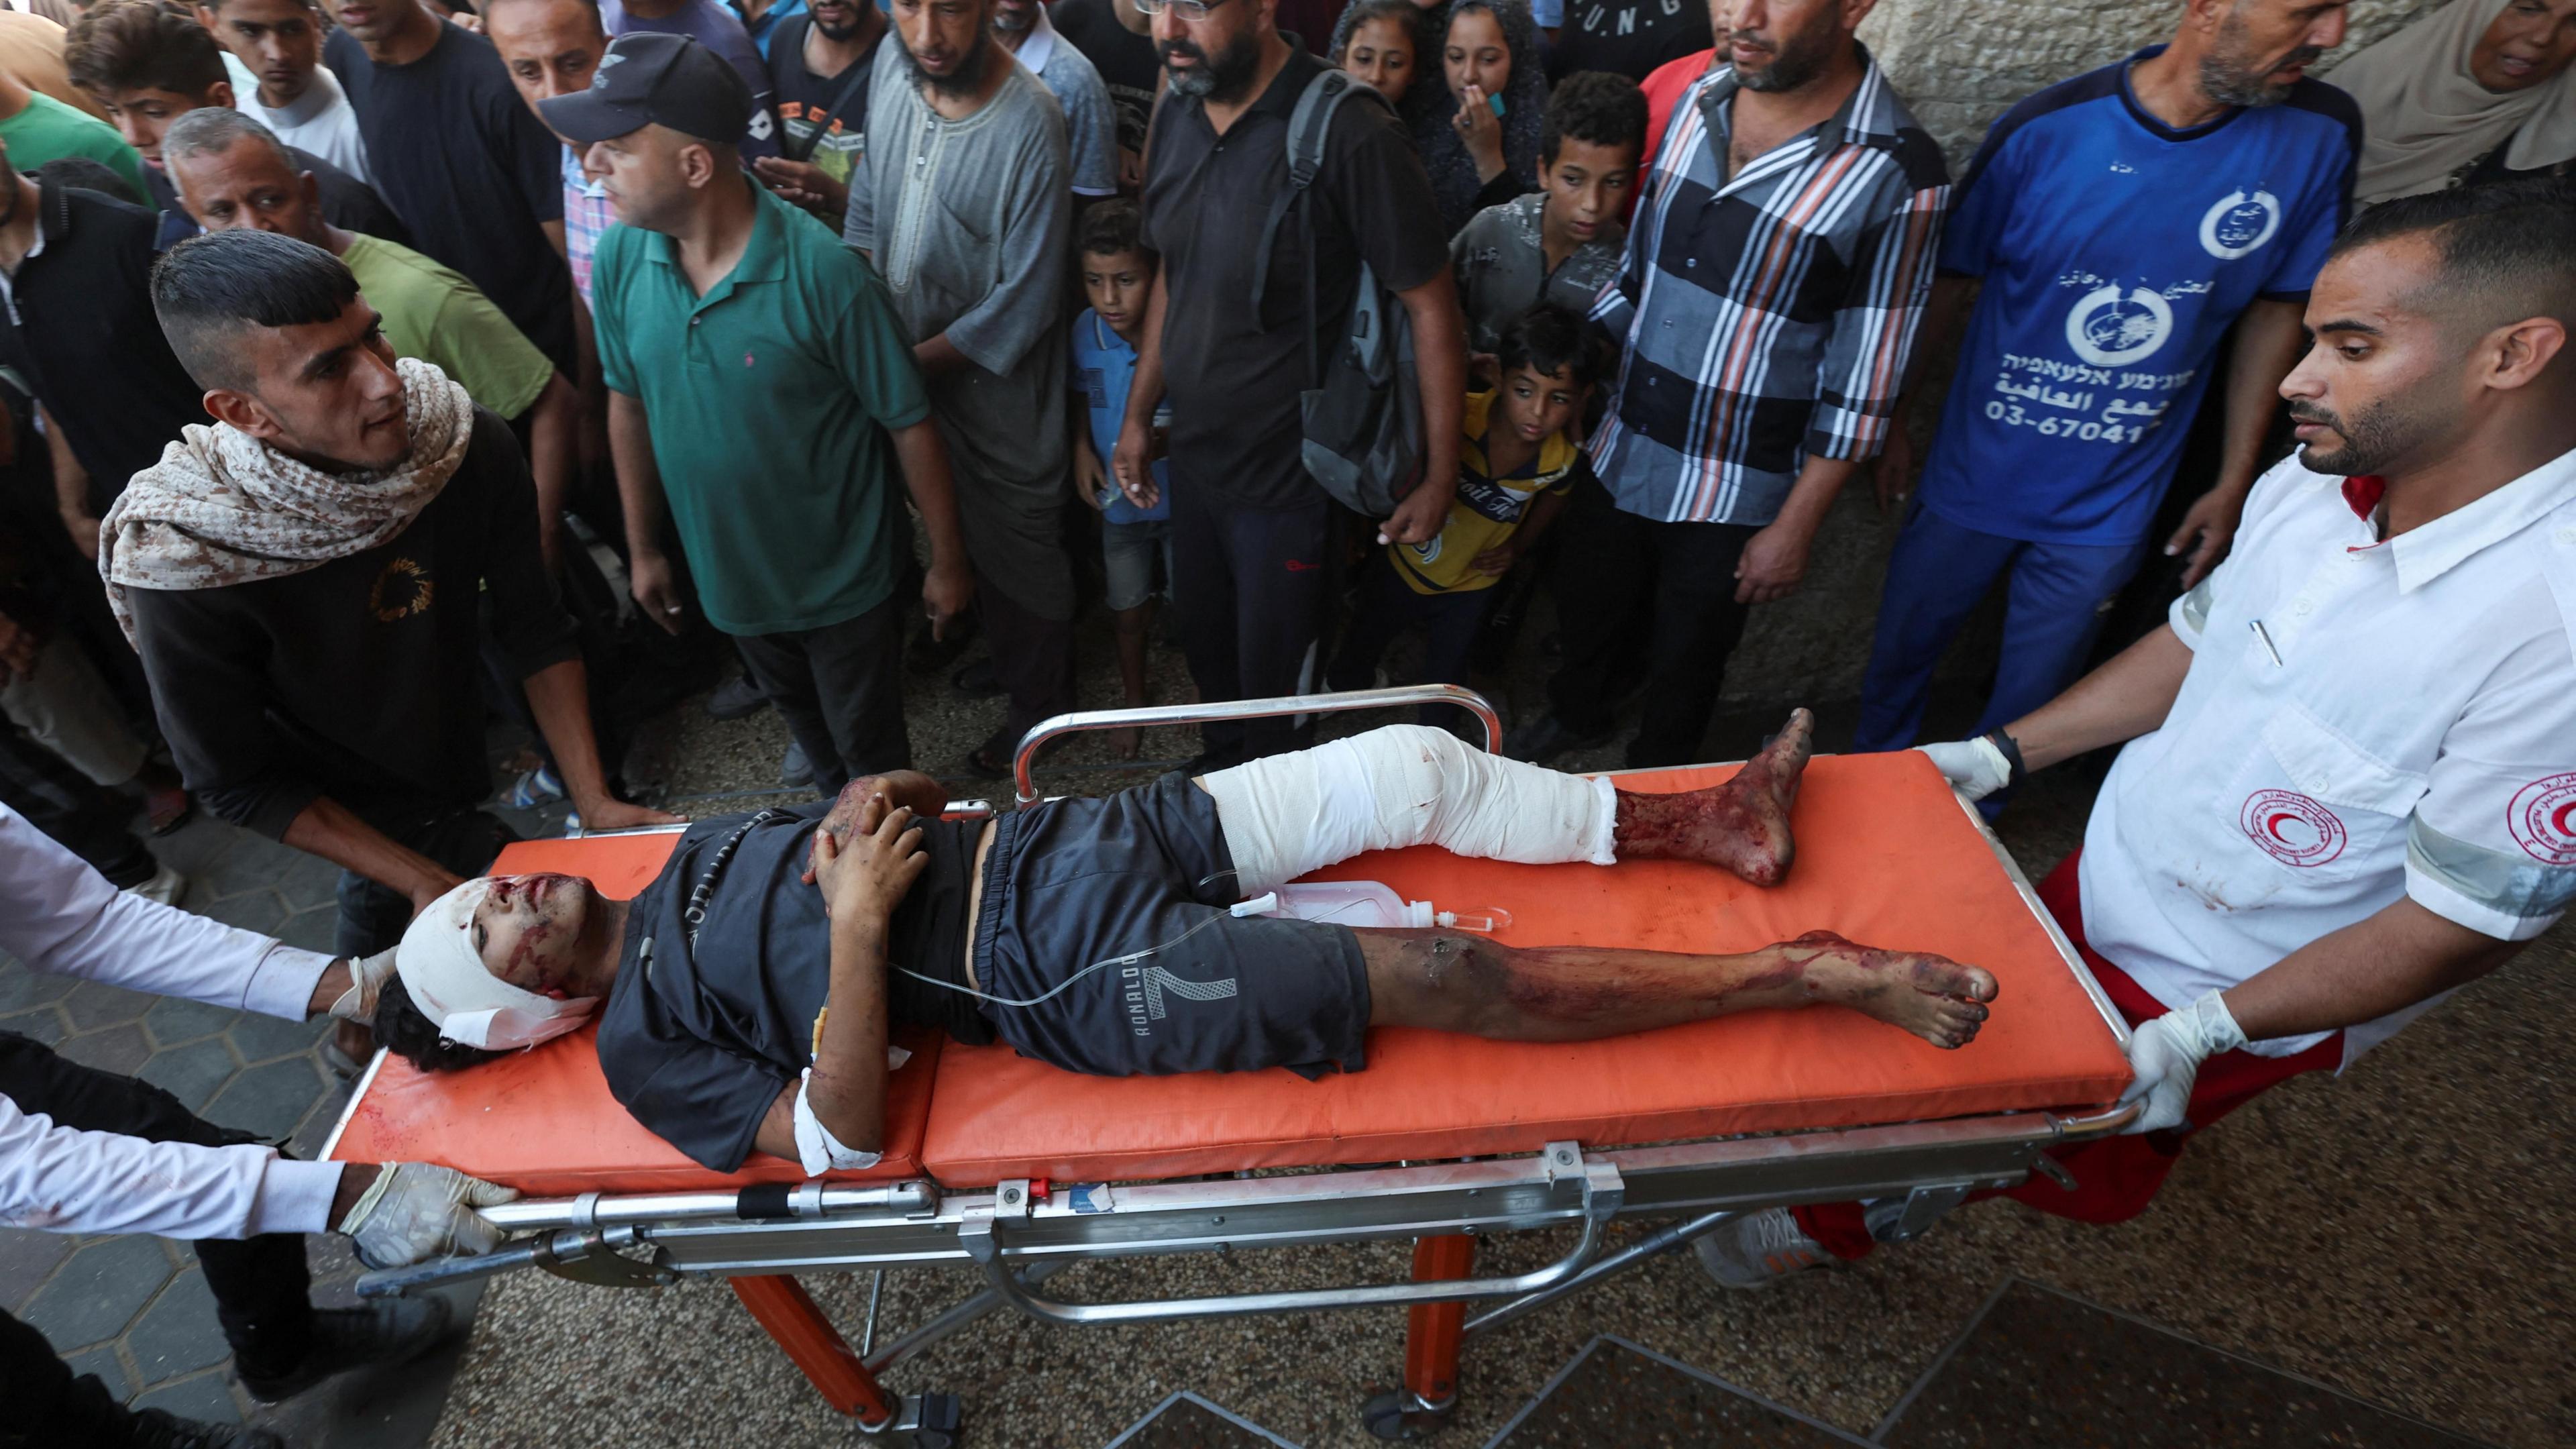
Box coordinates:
[327,947,399,1022]
[336,1162,521,1269]
[2116,989,2247,1134]
[1917,737,2015,802]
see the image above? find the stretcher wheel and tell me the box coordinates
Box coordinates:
[1361,1389,1451,1440]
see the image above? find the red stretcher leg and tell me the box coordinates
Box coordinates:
[1403,1234,1477,1409]
[731,1274,898,1426]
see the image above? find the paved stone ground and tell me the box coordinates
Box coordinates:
[0,782,568,1438]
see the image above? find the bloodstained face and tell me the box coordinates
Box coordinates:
[469,873,606,998]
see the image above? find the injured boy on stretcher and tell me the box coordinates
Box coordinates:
[373,712,1998,1177]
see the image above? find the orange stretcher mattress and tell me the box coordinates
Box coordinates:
[331,753,2132,1195]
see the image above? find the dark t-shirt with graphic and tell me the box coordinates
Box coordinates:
[1546,0,1713,83]
[766,14,875,184]
[1053,0,1158,159]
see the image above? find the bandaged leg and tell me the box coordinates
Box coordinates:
[1199,724,1619,897]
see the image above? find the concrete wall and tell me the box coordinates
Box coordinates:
[1714,0,2431,714]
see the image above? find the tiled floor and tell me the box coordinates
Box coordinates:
[1,783,563,1438]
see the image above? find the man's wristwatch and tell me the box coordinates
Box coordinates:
[1983,729,2029,790]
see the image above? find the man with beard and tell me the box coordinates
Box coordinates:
[1705,180,2576,1285]
[1507,0,1949,771]
[844,0,1077,777]
[1852,0,2360,770]
[990,0,1118,198]
[1114,0,1465,770]
[750,0,881,221]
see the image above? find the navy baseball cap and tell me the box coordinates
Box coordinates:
[539,32,751,146]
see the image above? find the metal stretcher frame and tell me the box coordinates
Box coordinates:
[323,686,2138,1446]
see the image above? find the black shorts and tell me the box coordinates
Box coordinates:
[971,773,1373,1077]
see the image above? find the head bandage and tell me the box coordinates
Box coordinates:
[1197,724,1617,898]
[395,879,598,1051]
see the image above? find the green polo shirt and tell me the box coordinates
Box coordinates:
[594,181,929,635]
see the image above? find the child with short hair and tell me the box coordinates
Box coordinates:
[1328,303,1600,731]
[1450,68,1645,356]
[1069,199,1171,759]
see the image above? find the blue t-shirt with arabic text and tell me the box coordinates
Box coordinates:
[1919,48,2359,545]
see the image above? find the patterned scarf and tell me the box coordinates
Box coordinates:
[98,357,476,645]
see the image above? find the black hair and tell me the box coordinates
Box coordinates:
[1497,303,1603,391]
[1077,197,1155,262]
[66,0,230,101]
[150,229,361,390]
[32,157,146,207]
[1331,0,1420,65]
[1540,69,1647,166]
[373,975,510,1074]
[2330,178,2576,327]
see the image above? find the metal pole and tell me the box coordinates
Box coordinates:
[1460,1210,1739,1340]
[1011,684,1505,804]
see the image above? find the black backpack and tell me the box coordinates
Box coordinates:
[1249,70,1424,519]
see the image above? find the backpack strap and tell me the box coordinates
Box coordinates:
[1248,68,1374,323]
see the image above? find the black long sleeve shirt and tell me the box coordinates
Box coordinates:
[127,408,581,839]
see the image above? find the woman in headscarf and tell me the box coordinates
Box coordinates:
[1329,0,1428,103]
[1411,0,1548,233]
[2326,0,2576,205]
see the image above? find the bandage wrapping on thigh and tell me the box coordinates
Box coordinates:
[1200,724,1618,897]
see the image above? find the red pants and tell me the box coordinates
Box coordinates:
[1791,851,2342,1260]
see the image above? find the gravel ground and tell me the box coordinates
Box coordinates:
[424,590,2575,1449]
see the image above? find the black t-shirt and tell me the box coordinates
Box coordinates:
[327,23,574,374]
[127,409,583,839]
[765,15,875,178]
[1546,0,1713,83]
[146,144,417,251]
[597,805,991,1172]
[1140,49,1448,508]
[0,178,205,515]
[1053,0,1159,158]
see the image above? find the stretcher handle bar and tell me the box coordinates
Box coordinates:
[2051,1099,2143,1140]
[1011,684,1505,804]
[966,1209,1607,1326]
[476,1181,936,1233]
[354,1224,638,1299]
[1460,1208,1739,1340]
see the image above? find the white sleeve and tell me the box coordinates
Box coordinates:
[2404,625,2576,941]
[0,807,331,1020]
[0,1091,345,1239]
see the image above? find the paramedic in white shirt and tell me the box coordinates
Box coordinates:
[1699,178,2576,1287]
[1,807,516,1447]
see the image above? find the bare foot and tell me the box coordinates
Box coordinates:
[1613,707,1815,885]
[1780,930,1996,1049]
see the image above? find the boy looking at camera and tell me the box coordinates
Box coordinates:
[1069,199,1170,758]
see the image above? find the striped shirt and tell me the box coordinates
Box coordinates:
[1588,54,1950,525]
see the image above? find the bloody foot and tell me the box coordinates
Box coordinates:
[1778,930,1996,1049]
[1612,707,1815,885]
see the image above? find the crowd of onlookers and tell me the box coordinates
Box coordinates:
[0,0,2572,950]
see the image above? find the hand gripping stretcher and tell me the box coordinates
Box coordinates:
[321,686,2139,1445]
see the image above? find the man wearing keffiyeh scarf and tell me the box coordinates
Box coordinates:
[103,228,676,983]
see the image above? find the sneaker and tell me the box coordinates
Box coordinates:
[705,674,770,721]
[124,860,188,908]
[780,741,814,788]
[124,1408,285,1449]
[506,763,565,810]
[1501,713,1613,765]
[238,1297,455,1405]
[1692,1207,1831,1290]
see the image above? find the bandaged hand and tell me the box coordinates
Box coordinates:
[2117,989,2246,1135]
[1917,736,2015,802]
[335,1162,521,1269]
[327,947,399,1022]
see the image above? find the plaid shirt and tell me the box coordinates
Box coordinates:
[1589,54,1951,525]
[563,146,617,308]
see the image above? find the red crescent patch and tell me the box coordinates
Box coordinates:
[2240,789,2347,867]
[2507,773,2576,866]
